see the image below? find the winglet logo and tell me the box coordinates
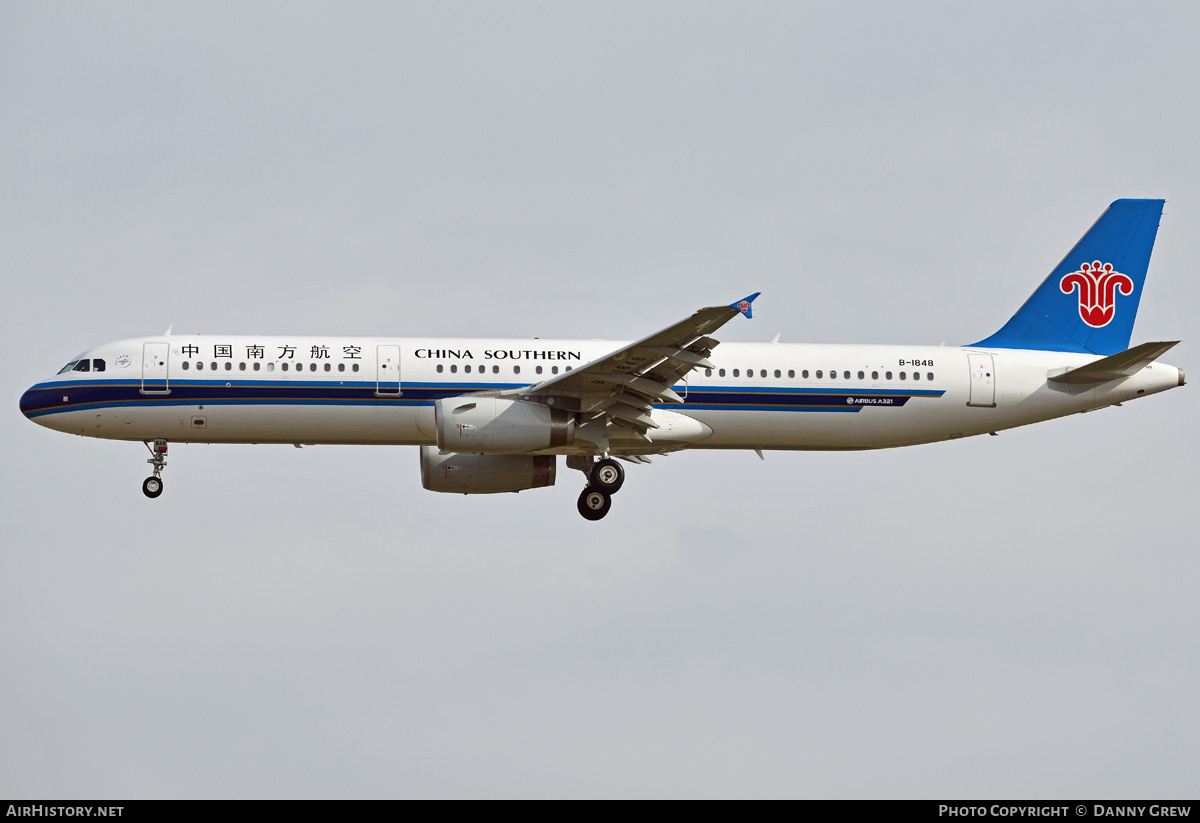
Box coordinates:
[1060,261,1134,328]
[736,301,751,315]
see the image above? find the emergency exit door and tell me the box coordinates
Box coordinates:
[967,354,995,407]
[141,342,170,395]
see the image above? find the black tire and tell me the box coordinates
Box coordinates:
[590,458,625,494]
[577,487,611,521]
[142,476,163,499]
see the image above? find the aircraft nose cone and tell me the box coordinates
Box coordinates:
[1179,368,1186,387]
[19,385,43,419]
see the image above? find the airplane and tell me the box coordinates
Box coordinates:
[19,199,1184,520]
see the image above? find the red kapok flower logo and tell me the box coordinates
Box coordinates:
[1060,261,1134,328]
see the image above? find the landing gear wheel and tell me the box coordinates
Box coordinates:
[590,458,625,494]
[142,476,164,499]
[577,487,612,521]
[142,440,168,499]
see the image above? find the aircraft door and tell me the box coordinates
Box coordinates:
[141,342,170,394]
[376,344,402,396]
[967,354,995,407]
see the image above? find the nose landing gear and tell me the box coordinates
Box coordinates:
[142,439,167,499]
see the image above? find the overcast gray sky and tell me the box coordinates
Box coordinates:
[2,1,1197,798]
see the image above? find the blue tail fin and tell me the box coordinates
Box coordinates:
[970,199,1164,355]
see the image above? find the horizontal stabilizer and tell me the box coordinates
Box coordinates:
[1047,341,1179,384]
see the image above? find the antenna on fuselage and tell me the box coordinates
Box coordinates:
[164,325,174,336]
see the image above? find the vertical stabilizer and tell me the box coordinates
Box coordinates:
[970,199,1164,355]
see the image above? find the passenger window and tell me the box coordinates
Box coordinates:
[239,362,246,371]
[816,370,823,379]
[253,362,261,371]
[266,362,275,372]
[746,369,752,379]
[93,359,106,372]
[73,360,90,372]
[885,371,893,380]
[197,362,204,371]
[324,363,331,372]
[352,364,359,372]
[551,366,559,374]
[857,371,864,380]
[436,364,443,373]
[788,370,794,378]
[760,370,767,378]
[536,366,543,374]
[565,366,571,372]
[309,363,316,372]
[802,370,809,378]
[282,363,289,372]
[733,369,740,377]
[337,363,345,372]
[182,361,190,371]
[913,371,920,381]
[513,366,521,375]
[843,371,850,380]
[899,371,906,380]
[927,372,934,381]
[705,369,712,377]
[210,362,217,371]
[774,369,781,378]
[465,365,472,374]
[492,365,499,374]
[718,369,726,377]
[450,364,458,373]
[225,362,232,371]
[872,371,879,380]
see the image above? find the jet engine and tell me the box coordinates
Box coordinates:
[434,397,574,454]
[419,447,556,494]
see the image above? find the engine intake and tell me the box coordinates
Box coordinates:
[420,447,556,494]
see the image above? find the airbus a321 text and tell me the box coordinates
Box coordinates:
[20,199,1184,520]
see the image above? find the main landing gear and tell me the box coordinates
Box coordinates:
[576,457,625,521]
[142,439,167,499]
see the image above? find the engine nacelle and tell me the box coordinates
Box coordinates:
[420,447,556,494]
[434,397,575,454]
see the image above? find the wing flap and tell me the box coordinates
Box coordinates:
[642,346,717,370]
[604,400,661,430]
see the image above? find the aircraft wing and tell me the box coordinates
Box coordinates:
[511,293,759,439]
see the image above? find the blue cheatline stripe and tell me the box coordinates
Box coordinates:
[684,385,942,396]
[21,378,946,418]
[681,404,863,413]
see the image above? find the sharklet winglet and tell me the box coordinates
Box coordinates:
[731,292,761,319]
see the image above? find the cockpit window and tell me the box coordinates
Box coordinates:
[57,361,79,375]
[92,359,106,372]
[73,360,91,372]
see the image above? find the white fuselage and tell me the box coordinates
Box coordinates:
[20,336,1183,452]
